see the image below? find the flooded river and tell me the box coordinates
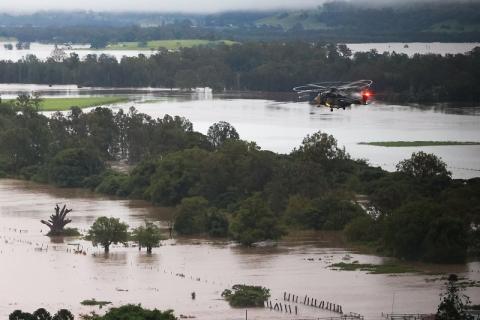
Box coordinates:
[0,42,154,61]
[0,42,478,62]
[1,84,480,179]
[347,42,480,56]
[1,179,479,320]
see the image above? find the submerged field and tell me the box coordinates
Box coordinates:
[106,39,237,50]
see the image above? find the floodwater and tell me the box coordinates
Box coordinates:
[0,179,479,320]
[0,42,478,62]
[0,42,155,62]
[1,83,479,179]
[346,42,480,56]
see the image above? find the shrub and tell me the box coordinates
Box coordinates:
[221,285,270,307]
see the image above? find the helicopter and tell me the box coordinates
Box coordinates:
[293,80,373,111]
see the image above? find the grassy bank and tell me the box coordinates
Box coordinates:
[106,39,237,50]
[81,299,112,307]
[330,262,418,274]
[358,141,480,147]
[7,97,129,111]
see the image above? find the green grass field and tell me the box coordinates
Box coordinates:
[40,97,128,111]
[106,39,237,50]
[358,141,480,147]
[256,11,332,30]
[6,97,129,111]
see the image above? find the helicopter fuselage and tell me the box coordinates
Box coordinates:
[311,91,366,111]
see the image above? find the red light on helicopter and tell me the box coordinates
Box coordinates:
[361,90,372,105]
[362,90,372,97]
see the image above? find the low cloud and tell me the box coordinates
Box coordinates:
[1,0,325,13]
[2,0,478,13]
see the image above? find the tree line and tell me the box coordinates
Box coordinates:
[1,43,480,103]
[9,305,176,320]
[0,97,479,262]
[1,2,480,43]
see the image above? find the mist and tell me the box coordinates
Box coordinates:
[1,0,324,13]
[3,0,478,13]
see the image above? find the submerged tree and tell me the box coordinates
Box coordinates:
[436,274,473,320]
[221,284,270,308]
[86,217,129,253]
[132,221,164,253]
[41,204,78,236]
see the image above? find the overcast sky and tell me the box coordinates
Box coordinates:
[1,0,474,13]
[1,0,328,13]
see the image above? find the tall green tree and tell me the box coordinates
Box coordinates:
[293,131,348,163]
[207,121,239,148]
[396,151,451,179]
[48,148,104,187]
[230,193,286,246]
[132,221,164,253]
[86,217,129,253]
[174,196,210,235]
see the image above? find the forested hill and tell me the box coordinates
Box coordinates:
[1,1,480,42]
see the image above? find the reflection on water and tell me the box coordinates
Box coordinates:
[1,179,480,320]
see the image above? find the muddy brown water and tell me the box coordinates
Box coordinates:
[1,179,479,319]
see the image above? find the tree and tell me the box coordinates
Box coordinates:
[82,304,176,320]
[15,93,34,109]
[86,217,129,253]
[132,221,164,253]
[230,193,286,246]
[174,196,209,235]
[48,148,104,187]
[33,308,52,320]
[293,131,348,163]
[207,121,239,148]
[90,36,109,49]
[422,216,468,263]
[396,151,451,179]
[206,209,229,237]
[221,285,270,308]
[41,204,78,236]
[32,92,43,111]
[52,310,74,320]
[9,310,35,320]
[344,215,380,242]
[9,308,72,320]
[436,274,473,320]
[384,201,437,260]
[0,128,39,172]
